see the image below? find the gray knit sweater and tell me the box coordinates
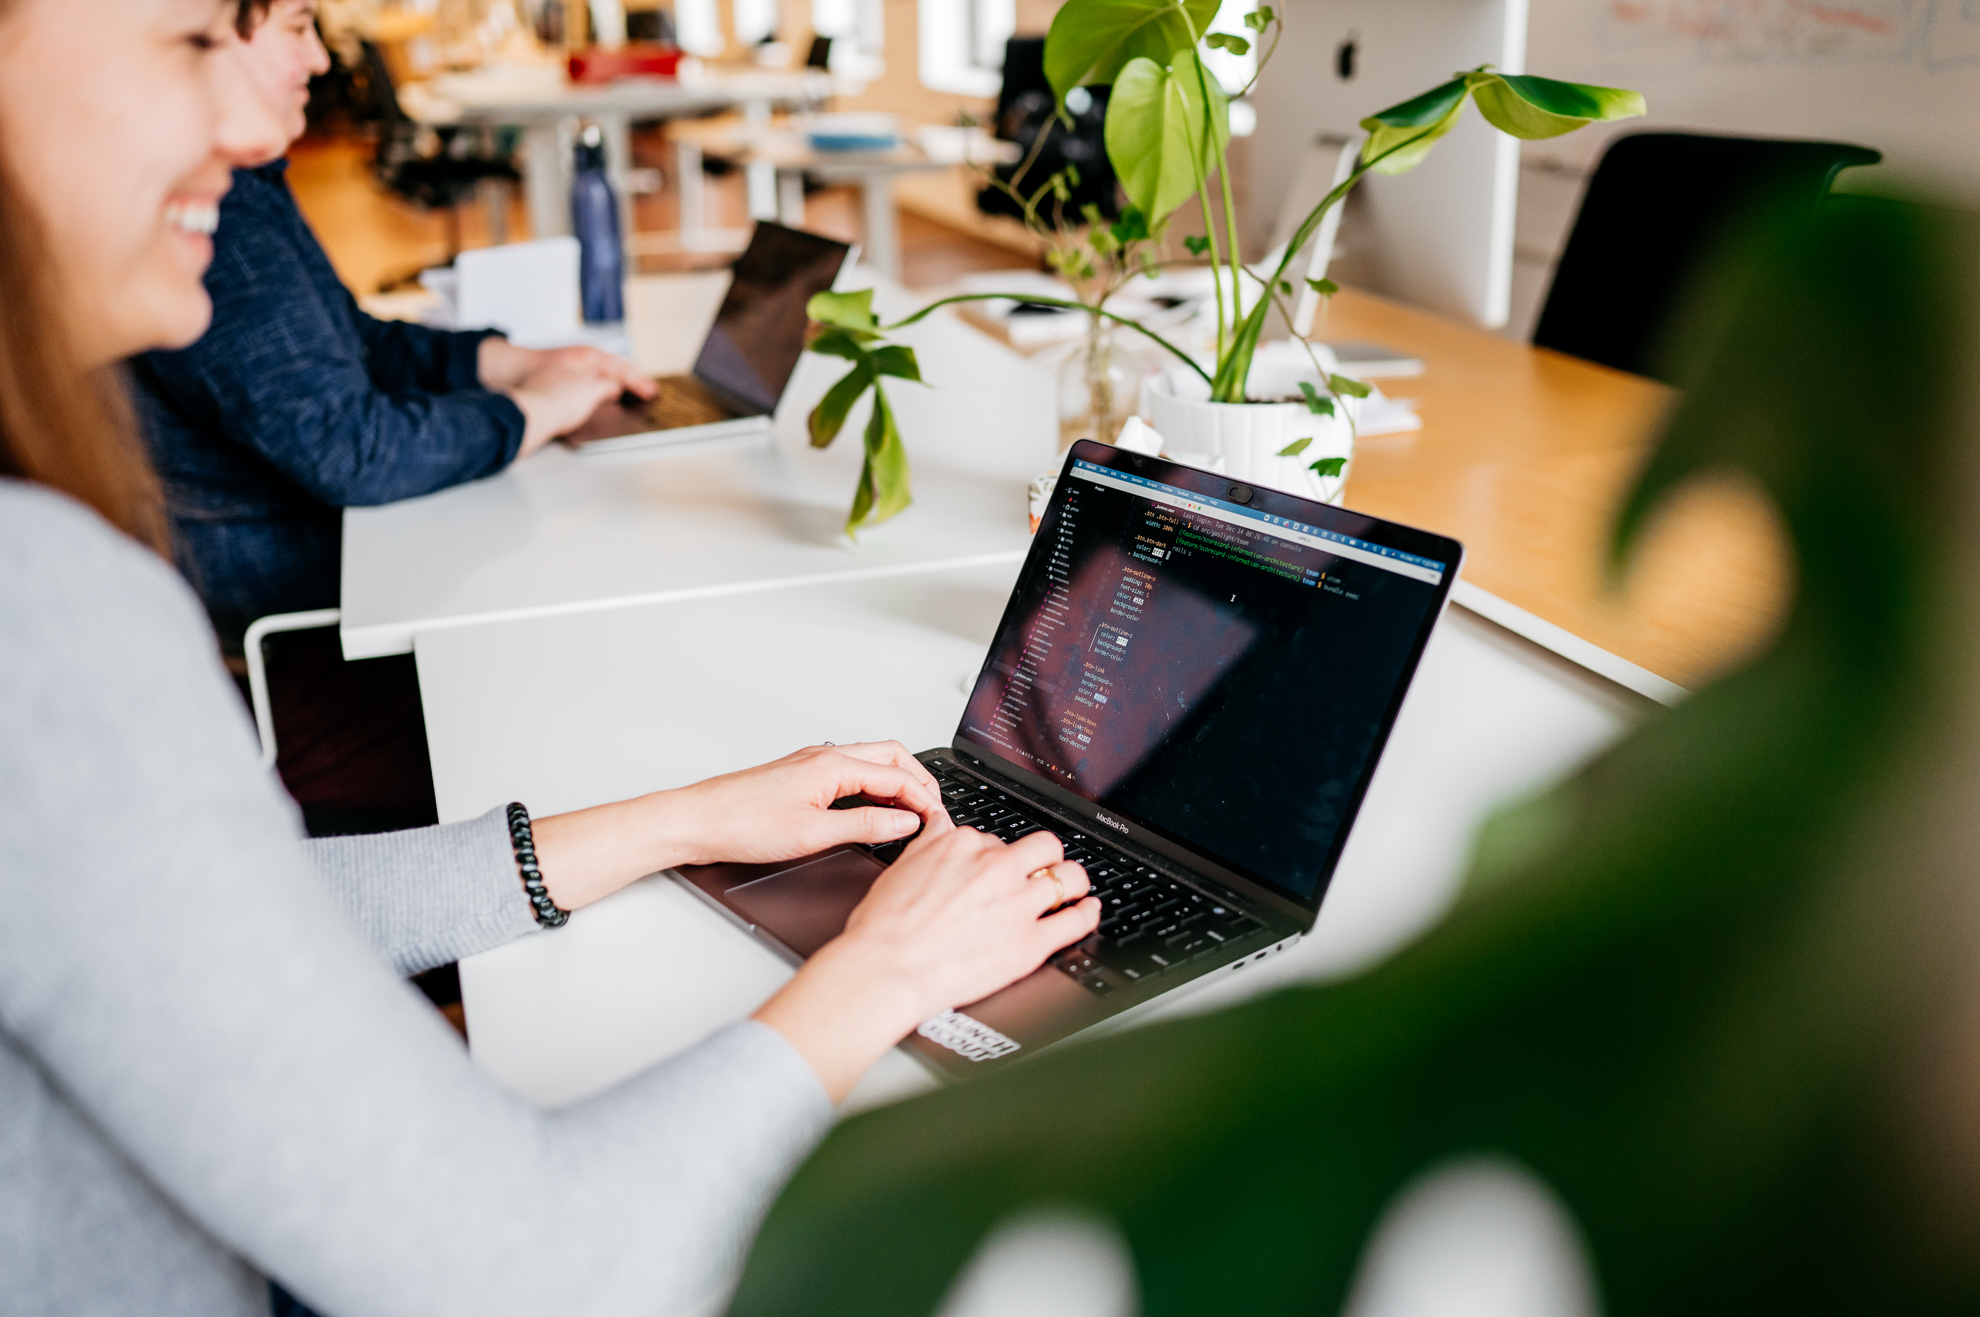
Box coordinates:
[0,480,833,1316]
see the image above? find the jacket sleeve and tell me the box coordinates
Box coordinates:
[138,199,526,508]
[344,286,505,398]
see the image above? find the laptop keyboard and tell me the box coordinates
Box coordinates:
[642,375,739,430]
[868,761,1267,996]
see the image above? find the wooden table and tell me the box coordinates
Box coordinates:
[1318,289,1789,690]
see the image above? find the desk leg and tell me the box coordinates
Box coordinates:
[676,138,706,248]
[777,169,805,226]
[860,175,901,280]
[523,124,568,239]
[598,112,637,258]
[743,96,778,223]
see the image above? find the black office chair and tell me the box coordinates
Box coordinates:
[977,35,1119,224]
[355,41,521,284]
[1531,132,1879,381]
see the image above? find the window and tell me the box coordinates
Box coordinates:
[733,0,780,45]
[674,0,723,54]
[918,0,1014,98]
[812,0,884,56]
[1202,0,1259,96]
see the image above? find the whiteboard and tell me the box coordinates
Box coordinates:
[1523,0,1980,202]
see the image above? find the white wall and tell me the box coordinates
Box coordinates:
[1249,0,1980,339]
[1522,0,1980,199]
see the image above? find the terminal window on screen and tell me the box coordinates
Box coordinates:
[960,463,1446,900]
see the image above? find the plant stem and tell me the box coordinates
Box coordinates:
[881,293,1214,388]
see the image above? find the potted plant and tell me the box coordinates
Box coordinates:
[805,0,1644,533]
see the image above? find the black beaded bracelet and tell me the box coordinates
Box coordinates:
[506,802,569,928]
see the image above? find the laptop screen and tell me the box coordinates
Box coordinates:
[957,444,1459,907]
[692,222,853,415]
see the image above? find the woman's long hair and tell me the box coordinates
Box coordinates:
[0,110,168,551]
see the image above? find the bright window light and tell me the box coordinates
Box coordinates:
[674,0,723,54]
[812,0,884,53]
[918,0,1014,98]
[1202,0,1259,95]
[734,0,781,45]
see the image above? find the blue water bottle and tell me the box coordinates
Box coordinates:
[571,123,625,324]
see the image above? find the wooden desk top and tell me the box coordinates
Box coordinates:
[1318,289,1790,691]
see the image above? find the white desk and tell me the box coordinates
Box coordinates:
[416,569,1646,1115]
[339,275,1057,659]
[400,66,830,248]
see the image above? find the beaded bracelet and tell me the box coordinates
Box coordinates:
[506,802,569,928]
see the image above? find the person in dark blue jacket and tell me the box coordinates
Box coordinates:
[129,0,652,833]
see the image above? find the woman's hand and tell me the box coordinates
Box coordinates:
[753,827,1101,1102]
[528,742,950,913]
[477,339,657,457]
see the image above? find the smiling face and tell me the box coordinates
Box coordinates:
[0,0,285,366]
[241,0,329,148]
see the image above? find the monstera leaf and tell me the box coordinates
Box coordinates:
[1044,0,1222,103]
[738,199,1979,1317]
[1360,68,1644,175]
[1104,49,1231,221]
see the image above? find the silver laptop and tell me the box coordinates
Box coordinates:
[677,440,1463,1074]
[564,222,857,455]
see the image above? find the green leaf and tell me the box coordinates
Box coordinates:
[808,359,872,449]
[1278,280,1293,295]
[1358,76,1469,176]
[1309,455,1347,478]
[1104,50,1231,222]
[1205,31,1249,55]
[1465,70,1645,140]
[806,326,873,362]
[1183,234,1211,257]
[846,382,912,535]
[807,288,879,332]
[869,344,922,383]
[1307,276,1339,297]
[1081,203,1103,226]
[1111,206,1151,244]
[1277,435,1312,457]
[1242,6,1274,32]
[1329,372,1372,399]
[1043,0,1221,102]
[1297,381,1335,416]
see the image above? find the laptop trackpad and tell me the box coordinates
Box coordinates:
[725,849,885,958]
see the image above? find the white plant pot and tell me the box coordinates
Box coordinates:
[1142,342,1355,505]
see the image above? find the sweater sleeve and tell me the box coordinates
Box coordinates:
[0,484,834,1317]
[304,813,539,977]
[137,191,524,507]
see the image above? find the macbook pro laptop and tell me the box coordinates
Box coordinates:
[677,440,1463,1074]
[564,222,857,455]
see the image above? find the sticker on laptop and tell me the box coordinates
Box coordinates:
[918,1010,1022,1062]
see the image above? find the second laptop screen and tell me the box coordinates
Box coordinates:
[959,459,1447,902]
[692,224,849,414]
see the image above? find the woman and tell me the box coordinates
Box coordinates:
[130,0,657,832]
[0,3,1100,1314]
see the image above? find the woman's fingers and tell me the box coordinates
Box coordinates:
[830,741,943,800]
[817,748,946,825]
[830,805,925,845]
[1023,859,1091,913]
[1034,897,1102,953]
[1002,829,1066,878]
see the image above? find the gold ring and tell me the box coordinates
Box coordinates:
[1031,865,1068,907]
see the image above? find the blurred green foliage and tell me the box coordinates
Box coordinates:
[737,198,1980,1314]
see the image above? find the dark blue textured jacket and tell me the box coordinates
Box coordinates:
[130,160,524,649]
